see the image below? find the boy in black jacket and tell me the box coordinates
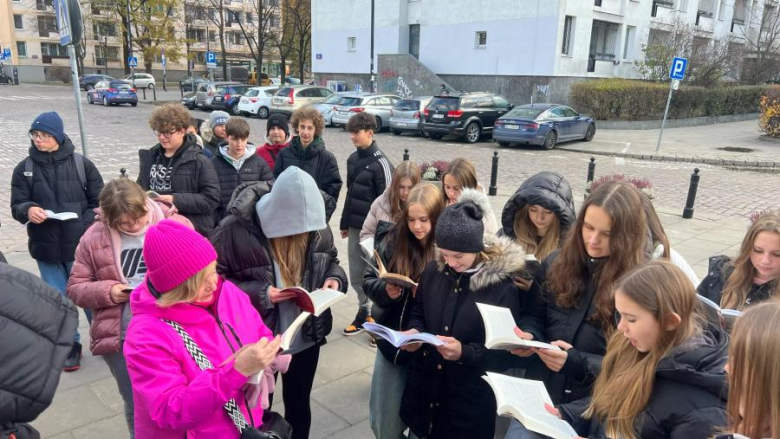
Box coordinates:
[340,112,393,336]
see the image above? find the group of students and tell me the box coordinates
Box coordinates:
[5,105,780,439]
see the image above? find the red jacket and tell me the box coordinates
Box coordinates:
[256,140,290,171]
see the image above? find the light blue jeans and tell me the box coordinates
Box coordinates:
[370,352,408,439]
[505,419,547,439]
[37,260,80,343]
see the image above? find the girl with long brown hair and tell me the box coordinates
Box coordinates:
[441,157,498,234]
[362,182,444,439]
[360,160,422,246]
[699,211,780,310]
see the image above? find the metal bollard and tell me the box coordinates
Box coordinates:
[488,151,499,196]
[682,168,700,219]
[403,148,409,161]
[153,87,157,101]
[587,157,596,184]
[120,168,127,177]
[142,88,147,100]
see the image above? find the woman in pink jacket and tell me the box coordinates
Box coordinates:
[124,219,281,438]
[66,178,191,438]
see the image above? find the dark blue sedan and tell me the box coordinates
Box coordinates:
[86,80,138,107]
[492,104,595,149]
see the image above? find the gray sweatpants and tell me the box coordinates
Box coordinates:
[348,227,371,313]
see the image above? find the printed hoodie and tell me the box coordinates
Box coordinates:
[124,277,274,439]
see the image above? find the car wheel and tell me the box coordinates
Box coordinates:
[543,131,557,150]
[498,141,510,147]
[230,103,241,115]
[131,102,137,107]
[87,94,93,104]
[375,117,383,132]
[392,130,402,136]
[583,124,596,142]
[103,96,109,106]
[464,122,481,143]
[148,83,155,89]
[86,84,94,91]
[429,133,443,140]
[258,107,269,119]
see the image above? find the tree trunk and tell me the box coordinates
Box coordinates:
[220,32,227,79]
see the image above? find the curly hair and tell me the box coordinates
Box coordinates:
[149,103,191,132]
[290,106,324,137]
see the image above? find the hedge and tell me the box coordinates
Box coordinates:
[569,79,768,121]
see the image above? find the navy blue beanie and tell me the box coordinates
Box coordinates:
[29,112,66,144]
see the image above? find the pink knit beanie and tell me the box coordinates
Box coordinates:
[143,219,218,293]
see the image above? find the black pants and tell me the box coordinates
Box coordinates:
[270,344,320,439]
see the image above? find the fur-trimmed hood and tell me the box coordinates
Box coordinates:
[436,233,527,291]
[456,187,499,235]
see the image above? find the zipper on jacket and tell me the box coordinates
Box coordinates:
[393,292,411,365]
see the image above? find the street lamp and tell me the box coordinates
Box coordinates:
[369,0,375,93]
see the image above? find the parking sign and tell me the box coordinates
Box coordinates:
[206,52,217,68]
[670,57,688,80]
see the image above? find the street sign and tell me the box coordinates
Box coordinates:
[670,57,688,80]
[161,56,167,68]
[55,0,72,46]
[671,79,680,90]
[206,51,217,68]
[3,48,10,60]
[128,56,138,68]
[354,83,362,92]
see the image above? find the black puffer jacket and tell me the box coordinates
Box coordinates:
[273,136,342,221]
[698,255,778,308]
[519,250,611,405]
[211,144,273,222]
[0,263,79,425]
[339,142,393,230]
[10,138,103,263]
[560,324,729,439]
[211,182,347,344]
[499,171,575,240]
[401,235,526,439]
[137,135,220,236]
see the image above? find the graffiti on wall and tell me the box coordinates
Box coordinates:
[397,77,413,98]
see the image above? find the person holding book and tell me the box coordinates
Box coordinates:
[273,107,342,222]
[210,117,273,222]
[360,160,422,246]
[642,194,700,286]
[441,158,498,234]
[399,188,527,439]
[124,219,283,438]
[66,178,193,438]
[698,210,780,309]
[212,167,348,439]
[509,181,649,438]
[715,300,780,439]
[340,111,394,336]
[362,182,444,439]
[499,171,576,291]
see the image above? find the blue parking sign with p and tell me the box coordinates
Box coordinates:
[206,52,216,66]
[670,57,688,80]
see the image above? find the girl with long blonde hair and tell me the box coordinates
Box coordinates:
[360,160,422,244]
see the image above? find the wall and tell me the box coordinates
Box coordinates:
[438,74,590,107]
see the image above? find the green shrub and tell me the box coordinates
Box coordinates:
[759,88,780,137]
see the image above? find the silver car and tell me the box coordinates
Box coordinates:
[330,93,401,131]
[389,96,433,136]
[312,92,351,126]
[195,81,241,111]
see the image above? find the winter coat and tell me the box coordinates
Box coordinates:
[211,181,347,344]
[400,234,526,439]
[10,137,104,263]
[560,324,729,439]
[124,277,274,439]
[211,144,273,222]
[339,141,393,231]
[360,189,393,242]
[499,171,575,242]
[66,199,192,356]
[0,263,79,425]
[698,255,778,308]
[137,135,221,237]
[519,250,611,405]
[273,136,342,221]
[256,140,291,171]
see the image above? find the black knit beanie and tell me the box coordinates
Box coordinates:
[435,201,484,253]
[267,113,290,137]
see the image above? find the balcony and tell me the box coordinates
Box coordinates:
[593,0,623,16]
[695,13,714,32]
[587,59,617,76]
[731,18,747,37]
[651,2,676,28]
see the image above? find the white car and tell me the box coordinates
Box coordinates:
[237,86,279,119]
[122,73,156,89]
[313,92,350,126]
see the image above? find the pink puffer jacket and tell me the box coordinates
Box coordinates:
[66,199,192,355]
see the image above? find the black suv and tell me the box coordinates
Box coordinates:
[422,92,513,143]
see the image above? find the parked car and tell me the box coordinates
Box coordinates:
[422,92,513,143]
[389,96,433,136]
[330,93,401,131]
[237,86,279,118]
[209,84,253,115]
[270,77,301,85]
[269,85,334,117]
[313,92,350,126]
[86,80,138,107]
[179,76,208,93]
[181,91,197,110]
[122,73,156,89]
[79,74,114,91]
[248,71,271,86]
[492,104,596,150]
[194,81,241,111]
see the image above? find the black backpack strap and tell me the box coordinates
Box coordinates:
[73,153,87,192]
[24,157,34,191]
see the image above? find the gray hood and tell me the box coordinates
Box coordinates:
[256,166,326,238]
[219,143,257,170]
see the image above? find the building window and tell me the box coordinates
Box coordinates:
[347,36,356,51]
[623,26,635,60]
[209,30,217,42]
[38,16,58,37]
[589,20,620,61]
[14,14,23,29]
[562,16,574,55]
[17,41,27,57]
[594,0,602,5]
[41,42,68,57]
[246,12,253,23]
[36,0,53,10]
[475,31,487,48]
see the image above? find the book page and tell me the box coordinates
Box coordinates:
[281,311,312,352]
[307,288,345,317]
[477,303,562,351]
[359,238,374,257]
[44,210,78,221]
[696,294,722,326]
[363,322,444,347]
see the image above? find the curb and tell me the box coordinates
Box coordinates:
[596,113,760,130]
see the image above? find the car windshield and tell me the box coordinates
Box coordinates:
[505,107,545,119]
[428,97,459,111]
[111,83,133,90]
[276,87,293,96]
[394,99,419,111]
[287,78,301,84]
[338,97,363,106]
[245,89,260,97]
[234,86,250,94]
[323,94,343,105]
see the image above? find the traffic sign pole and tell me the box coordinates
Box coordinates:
[656,57,688,153]
[68,44,88,157]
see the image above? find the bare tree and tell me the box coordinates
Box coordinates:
[738,1,780,84]
[235,0,280,79]
[179,0,202,76]
[204,0,229,78]
[284,0,310,81]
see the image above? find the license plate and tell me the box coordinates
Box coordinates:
[395,122,407,127]
[197,102,203,106]
[432,114,444,119]
[215,97,222,102]
[120,91,128,95]
[504,124,519,130]
[339,111,349,115]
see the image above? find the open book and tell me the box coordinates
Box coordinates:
[476,303,562,351]
[359,237,375,258]
[363,322,444,347]
[697,294,742,332]
[280,311,312,352]
[369,249,418,289]
[281,287,345,317]
[483,372,578,439]
[44,210,78,221]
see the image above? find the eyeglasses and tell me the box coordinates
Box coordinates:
[153,129,180,139]
[28,131,53,140]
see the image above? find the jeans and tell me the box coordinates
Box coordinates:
[348,227,371,313]
[37,260,80,343]
[369,352,408,439]
[270,344,320,439]
[103,345,135,438]
[505,419,547,439]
